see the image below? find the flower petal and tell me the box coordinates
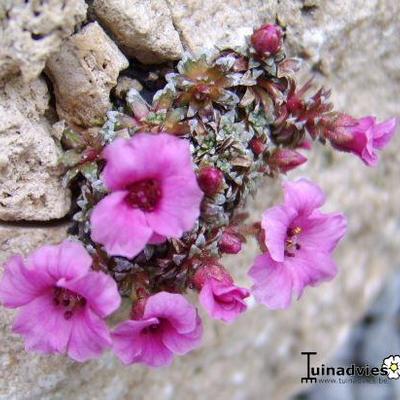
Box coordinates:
[112,318,173,367]
[162,315,203,355]
[26,240,92,281]
[248,253,293,309]
[102,138,144,191]
[143,292,198,334]
[384,358,393,367]
[90,191,153,258]
[12,293,72,355]
[373,117,397,150]
[146,174,203,237]
[67,308,112,362]
[199,279,248,323]
[297,211,347,254]
[283,178,326,215]
[129,134,196,180]
[112,319,157,365]
[138,330,174,367]
[0,256,50,308]
[261,205,297,262]
[102,134,198,190]
[58,271,121,318]
[286,249,338,299]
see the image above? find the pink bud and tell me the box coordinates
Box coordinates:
[251,24,283,55]
[130,296,147,319]
[219,230,242,254]
[249,137,266,156]
[269,148,307,173]
[198,166,224,196]
[192,262,232,290]
[297,138,313,150]
[326,114,397,167]
[286,94,303,114]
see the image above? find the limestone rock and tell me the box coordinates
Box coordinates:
[0,0,87,82]
[0,78,71,221]
[46,22,129,128]
[93,0,183,64]
[0,223,69,265]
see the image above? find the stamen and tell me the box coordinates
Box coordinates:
[143,323,160,334]
[126,179,162,211]
[53,287,86,320]
[284,225,302,257]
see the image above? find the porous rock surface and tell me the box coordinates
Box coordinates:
[0,0,87,82]
[0,78,71,221]
[46,22,129,128]
[1,1,400,399]
[93,0,183,64]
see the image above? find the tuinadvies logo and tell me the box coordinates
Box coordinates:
[300,352,400,383]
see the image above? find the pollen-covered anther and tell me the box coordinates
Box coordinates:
[126,179,162,211]
[53,287,87,319]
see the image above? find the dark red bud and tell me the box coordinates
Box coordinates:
[82,148,100,163]
[130,297,147,320]
[198,166,224,196]
[192,262,232,290]
[249,137,267,156]
[269,148,307,173]
[297,138,313,150]
[286,94,303,114]
[251,24,283,55]
[323,113,358,145]
[219,231,242,254]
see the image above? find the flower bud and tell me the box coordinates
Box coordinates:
[326,113,397,166]
[286,94,303,114]
[130,297,147,319]
[251,24,283,55]
[249,137,266,156]
[219,230,242,254]
[192,261,232,290]
[193,261,249,323]
[198,166,224,196]
[269,148,307,173]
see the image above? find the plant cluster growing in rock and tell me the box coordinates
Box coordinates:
[0,24,397,367]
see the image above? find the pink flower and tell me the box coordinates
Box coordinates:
[90,133,203,258]
[193,263,249,323]
[248,179,347,309]
[329,115,397,166]
[0,241,120,361]
[112,292,202,367]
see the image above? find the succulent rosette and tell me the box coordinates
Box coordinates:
[0,23,397,366]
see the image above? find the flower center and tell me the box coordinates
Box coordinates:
[284,226,302,257]
[390,363,398,372]
[142,322,161,335]
[53,287,86,320]
[126,179,161,212]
